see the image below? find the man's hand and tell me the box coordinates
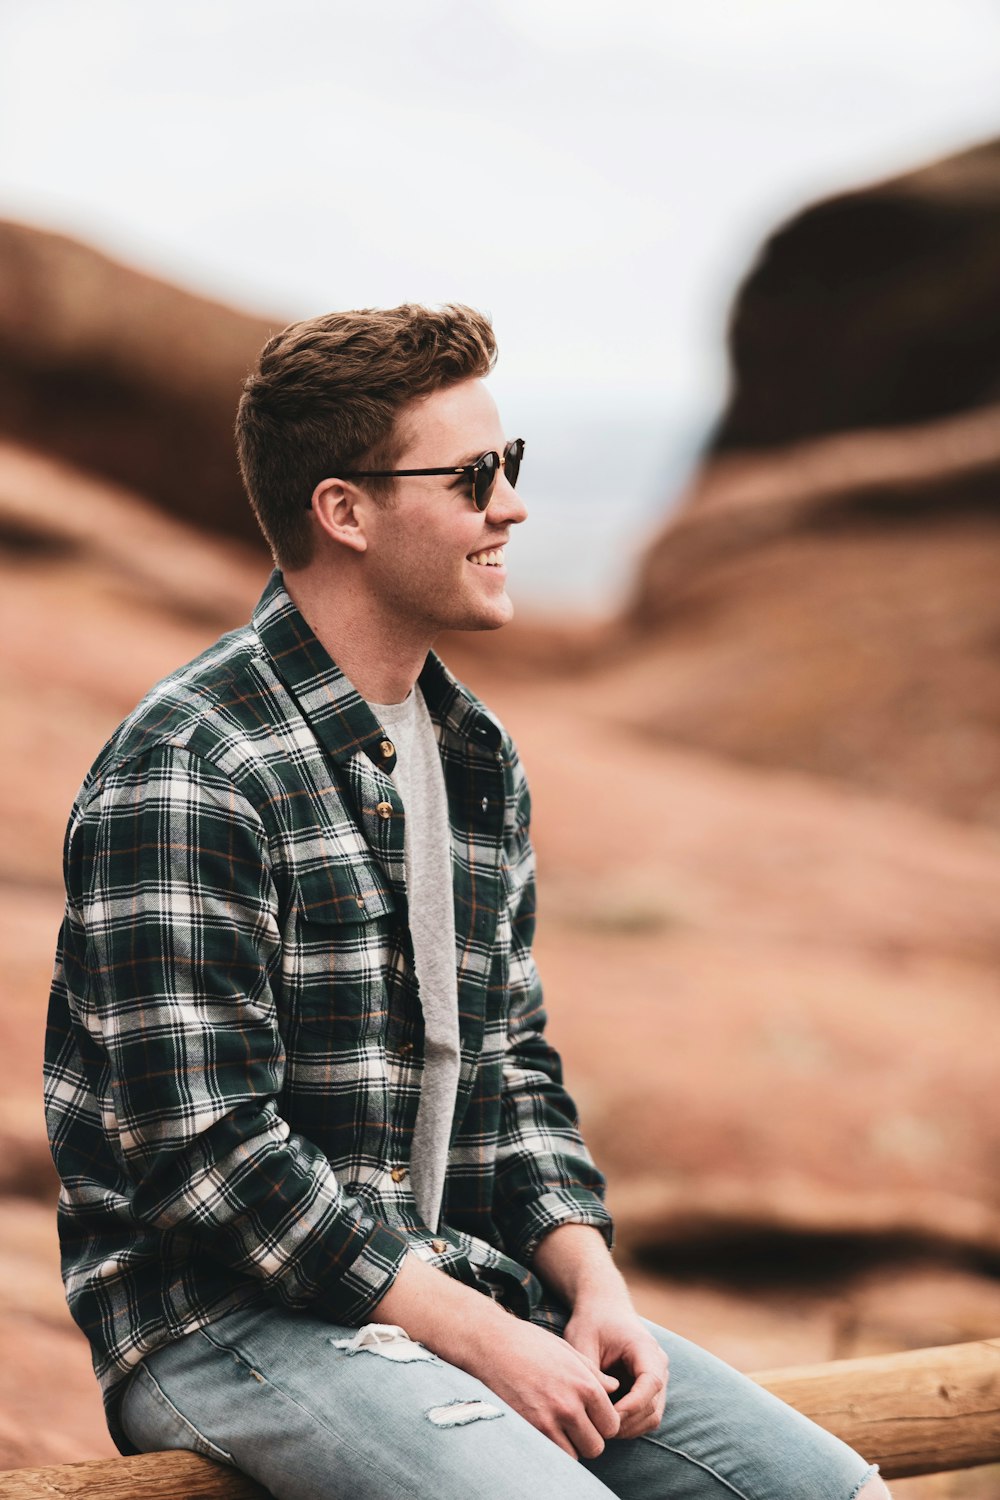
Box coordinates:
[532,1223,669,1440]
[471,1313,622,1459]
[372,1252,622,1460]
[563,1300,668,1440]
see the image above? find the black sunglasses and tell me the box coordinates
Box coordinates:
[325,437,524,512]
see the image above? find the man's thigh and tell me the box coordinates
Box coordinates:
[120,1303,615,1500]
[121,1305,878,1500]
[584,1318,879,1500]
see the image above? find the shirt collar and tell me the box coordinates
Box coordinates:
[251,569,502,764]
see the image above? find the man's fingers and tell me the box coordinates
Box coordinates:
[613,1369,667,1426]
[615,1367,666,1409]
[583,1383,622,1442]
[616,1385,664,1439]
[616,1376,667,1439]
[546,1424,581,1461]
[564,1407,613,1460]
[564,1331,620,1392]
[566,1335,616,1384]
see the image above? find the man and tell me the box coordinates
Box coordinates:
[45,305,888,1499]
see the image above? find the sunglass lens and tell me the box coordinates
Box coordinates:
[503,438,524,489]
[473,452,499,510]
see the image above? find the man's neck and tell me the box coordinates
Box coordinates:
[282,567,433,705]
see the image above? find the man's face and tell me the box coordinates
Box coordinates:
[359,377,528,640]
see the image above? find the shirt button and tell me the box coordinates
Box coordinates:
[481,797,488,812]
[431,1239,448,1254]
[390,1166,407,1183]
[379,739,395,760]
[376,801,393,820]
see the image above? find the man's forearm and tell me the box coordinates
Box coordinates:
[372,1223,630,1354]
[371,1251,516,1365]
[531,1222,633,1311]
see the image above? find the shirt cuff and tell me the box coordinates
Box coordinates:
[311,1215,412,1325]
[511,1189,615,1265]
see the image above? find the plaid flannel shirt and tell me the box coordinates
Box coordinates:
[44,570,612,1448]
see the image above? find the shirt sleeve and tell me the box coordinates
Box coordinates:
[490,747,614,1265]
[61,742,409,1324]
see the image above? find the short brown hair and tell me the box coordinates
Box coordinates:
[235,303,497,569]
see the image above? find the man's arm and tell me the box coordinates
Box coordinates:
[532,1224,669,1440]
[54,743,409,1325]
[488,749,666,1439]
[373,1251,621,1459]
[489,753,614,1263]
[372,746,629,1460]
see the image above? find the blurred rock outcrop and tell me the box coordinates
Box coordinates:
[621,138,1000,826]
[711,137,1000,448]
[0,219,275,546]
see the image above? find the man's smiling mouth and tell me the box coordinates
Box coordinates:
[467,546,506,567]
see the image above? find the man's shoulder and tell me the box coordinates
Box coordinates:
[75,619,281,805]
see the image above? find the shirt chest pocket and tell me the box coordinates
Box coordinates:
[284,863,398,1044]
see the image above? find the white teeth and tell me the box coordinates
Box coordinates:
[469,547,504,566]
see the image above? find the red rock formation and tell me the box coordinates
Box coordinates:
[711,137,1000,449]
[0,219,276,548]
[617,137,1000,827]
[616,404,1000,824]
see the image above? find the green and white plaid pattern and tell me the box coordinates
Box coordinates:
[44,570,612,1446]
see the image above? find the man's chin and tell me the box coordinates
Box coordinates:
[452,599,515,633]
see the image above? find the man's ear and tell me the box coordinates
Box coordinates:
[309,478,369,554]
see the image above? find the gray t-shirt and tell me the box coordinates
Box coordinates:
[367,687,460,1231]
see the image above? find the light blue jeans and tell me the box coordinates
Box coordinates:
[120,1302,878,1500]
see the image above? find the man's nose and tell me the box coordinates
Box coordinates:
[488,474,528,524]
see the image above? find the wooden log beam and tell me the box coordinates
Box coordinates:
[0,1450,268,1499]
[2,1337,999,1495]
[753,1336,1000,1480]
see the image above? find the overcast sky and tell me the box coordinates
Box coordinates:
[2,0,999,602]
